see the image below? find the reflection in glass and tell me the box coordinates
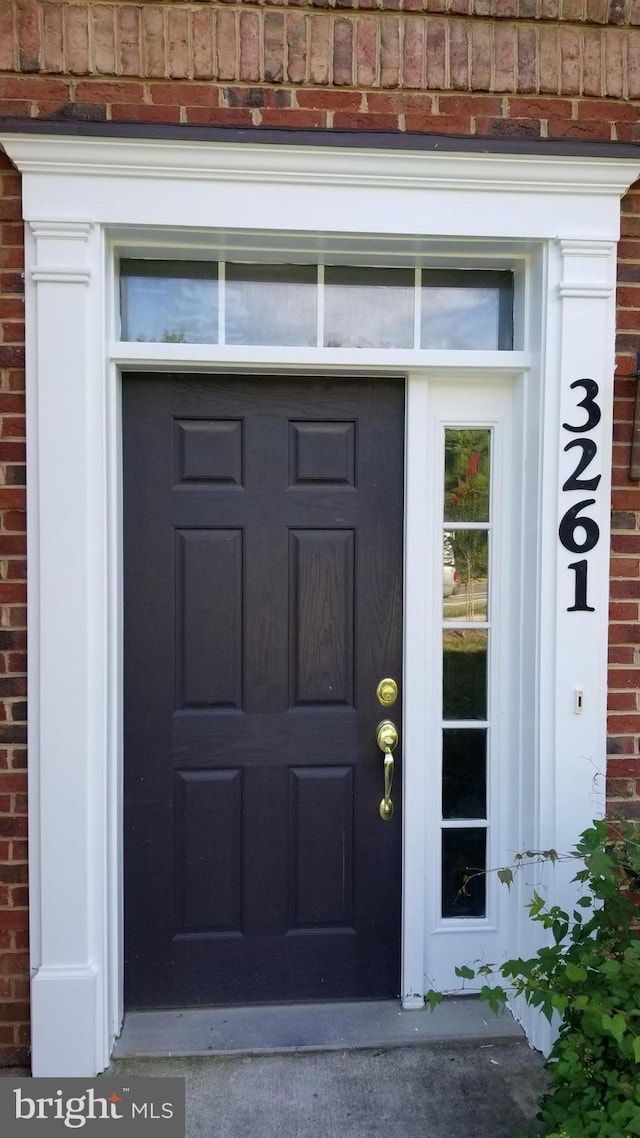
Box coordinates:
[442,729,487,819]
[444,429,491,523]
[225,264,317,347]
[421,287,501,349]
[442,828,486,918]
[443,530,488,622]
[120,260,218,343]
[324,267,414,349]
[443,629,487,720]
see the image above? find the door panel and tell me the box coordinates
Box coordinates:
[123,374,404,1008]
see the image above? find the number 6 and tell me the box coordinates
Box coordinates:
[558,499,600,554]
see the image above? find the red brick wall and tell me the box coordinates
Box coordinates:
[0,148,28,1068]
[1,0,640,1068]
[609,184,640,819]
[1,1,640,134]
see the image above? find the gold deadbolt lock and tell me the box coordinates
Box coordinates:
[376,678,398,707]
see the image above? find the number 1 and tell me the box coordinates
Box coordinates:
[567,560,594,612]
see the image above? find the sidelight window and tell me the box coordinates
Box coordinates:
[440,428,491,919]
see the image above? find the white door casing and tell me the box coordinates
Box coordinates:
[1,131,638,1074]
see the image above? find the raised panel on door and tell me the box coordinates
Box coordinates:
[175,528,243,710]
[174,769,243,933]
[123,374,404,1007]
[289,529,355,708]
[289,766,355,929]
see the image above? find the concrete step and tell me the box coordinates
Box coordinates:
[113,997,524,1059]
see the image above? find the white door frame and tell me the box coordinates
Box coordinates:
[1,130,638,1075]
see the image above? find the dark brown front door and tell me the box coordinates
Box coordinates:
[123,374,404,1008]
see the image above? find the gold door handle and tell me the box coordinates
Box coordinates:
[376,719,398,821]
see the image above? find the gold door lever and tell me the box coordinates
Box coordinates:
[376,719,398,821]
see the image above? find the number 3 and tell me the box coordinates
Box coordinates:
[562,379,601,434]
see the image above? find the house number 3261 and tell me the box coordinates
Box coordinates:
[559,378,601,613]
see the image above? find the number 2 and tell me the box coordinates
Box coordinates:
[562,439,601,492]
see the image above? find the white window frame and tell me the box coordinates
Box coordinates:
[1,131,638,1075]
[416,380,518,993]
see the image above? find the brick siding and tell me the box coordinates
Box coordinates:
[0,146,27,1067]
[1,2,640,131]
[609,182,640,819]
[1,0,640,1068]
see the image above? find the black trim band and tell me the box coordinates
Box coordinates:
[1,117,639,160]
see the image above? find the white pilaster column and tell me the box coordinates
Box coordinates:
[26,221,110,1076]
[552,239,617,849]
[526,237,618,1054]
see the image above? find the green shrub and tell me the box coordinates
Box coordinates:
[425,820,640,1138]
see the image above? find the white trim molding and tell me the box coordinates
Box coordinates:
[7,135,636,195]
[28,220,93,284]
[1,131,638,1076]
[556,239,618,299]
[516,233,621,1053]
[6,134,637,240]
[22,212,109,1074]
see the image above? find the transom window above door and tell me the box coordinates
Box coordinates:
[119,260,514,351]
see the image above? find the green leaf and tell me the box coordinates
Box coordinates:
[497,868,514,889]
[455,965,475,981]
[552,920,568,944]
[551,993,568,1016]
[424,990,443,1012]
[602,1014,626,1045]
[565,962,587,983]
[528,891,545,918]
[633,1037,640,1064]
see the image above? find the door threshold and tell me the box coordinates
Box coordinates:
[113,998,524,1059]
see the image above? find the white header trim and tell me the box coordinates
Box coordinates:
[3,134,638,243]
[3,135,638,196]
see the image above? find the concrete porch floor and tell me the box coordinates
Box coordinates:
[109,1043,547,1137]
[0,1002,548,1136]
